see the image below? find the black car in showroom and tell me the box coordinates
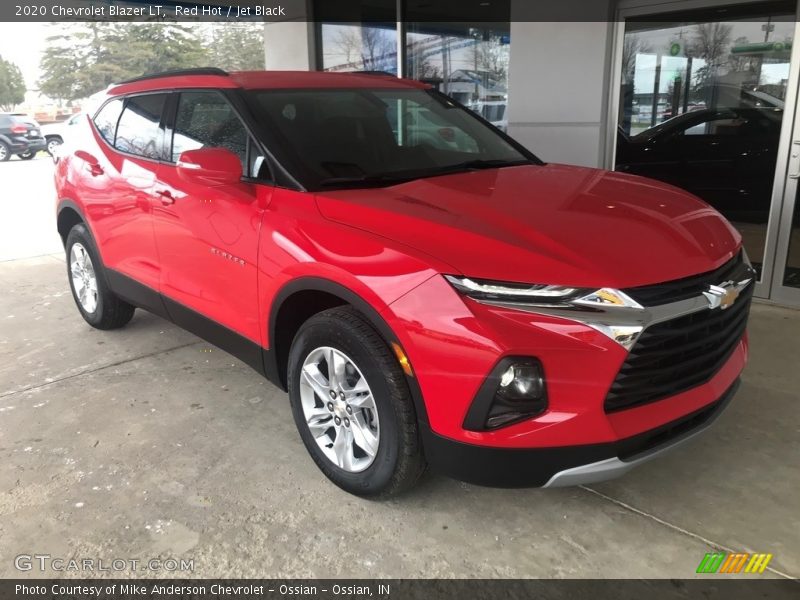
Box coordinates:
[616,106,782,224]
[0,113,47,161]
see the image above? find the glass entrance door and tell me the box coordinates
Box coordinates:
[769,20,800,305]
[613,2,798,301]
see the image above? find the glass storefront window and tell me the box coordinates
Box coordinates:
[319,23,398,74]
[615,11,795,280]
[406,24,510,130]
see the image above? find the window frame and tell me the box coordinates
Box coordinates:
[91,89,278,185]
[162,89,275,184]
[92,92,168,164]
[114,92,170,161]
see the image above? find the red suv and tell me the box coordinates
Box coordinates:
[55,69,754,497]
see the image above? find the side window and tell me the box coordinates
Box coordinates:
[172,92,253,174]
[93,99,124,145]
[683,114,748,137]
[114,94,166,159]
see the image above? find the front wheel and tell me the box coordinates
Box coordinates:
[287,307,426,498]
[65,223,135,330]
[18,150,35,160]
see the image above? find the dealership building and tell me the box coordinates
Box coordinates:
[258,0,800,307]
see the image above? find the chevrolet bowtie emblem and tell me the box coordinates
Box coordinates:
[704,281,747,310]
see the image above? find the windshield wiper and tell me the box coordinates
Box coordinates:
[318,159,532,188]
[436,159,532,172]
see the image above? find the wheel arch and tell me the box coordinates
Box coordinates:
[57,199,87,247]
[266,276,429,424]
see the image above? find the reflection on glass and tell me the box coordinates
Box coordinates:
[320,23,398,74]
[615,13,795,280]
[406,24,510,130]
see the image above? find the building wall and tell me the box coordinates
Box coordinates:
[263,20,315,70]
[507,2,615,168]
[507,21,614,168]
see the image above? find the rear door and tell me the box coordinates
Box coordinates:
[152,90,272,350]
[78,94,165,294]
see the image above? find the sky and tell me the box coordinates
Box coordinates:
[0,23,49,89]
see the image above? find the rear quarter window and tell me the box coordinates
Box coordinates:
[114,94,166,160]
[93,99,124,145]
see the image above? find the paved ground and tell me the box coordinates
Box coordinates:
[0,158,798,579]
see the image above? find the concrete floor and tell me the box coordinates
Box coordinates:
[0,157,798,579]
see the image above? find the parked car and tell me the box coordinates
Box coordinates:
[616,107,782,224]
[472,99,507,131]
[55,69,754,497]
[0,113,46,161]
[40,112,85,156]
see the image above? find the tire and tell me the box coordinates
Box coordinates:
[18,150,35,160]
[46,137,62,156]
[288,307,426,498]
[65,223,135,330]
[0,141,9,162]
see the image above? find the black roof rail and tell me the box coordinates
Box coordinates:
[115,68,229,85]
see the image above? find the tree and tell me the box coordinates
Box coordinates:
[689,23,733,105]
[476,37,509,83]
[0,56,26,111]
[207,23,265,71]
[621,34,653,85]
[39,23,209,103]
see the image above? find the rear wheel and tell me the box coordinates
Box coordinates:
[0,142,9,162]
[288,307,426,498]
[65,223,135,330]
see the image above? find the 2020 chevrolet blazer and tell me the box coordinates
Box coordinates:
[54,68,755,497]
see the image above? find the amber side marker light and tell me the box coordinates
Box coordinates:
[391,342,414,377]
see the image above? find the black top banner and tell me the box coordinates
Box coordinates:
[1,0,796,23]
[4,579,800,600]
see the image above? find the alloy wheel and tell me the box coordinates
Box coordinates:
[0,145,7,161]
[70,243,98,313]
[47,139,61,155]
[299,346,380,472]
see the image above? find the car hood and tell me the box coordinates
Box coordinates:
[314,164,741,289]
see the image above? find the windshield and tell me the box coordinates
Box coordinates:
[247,88,537,188]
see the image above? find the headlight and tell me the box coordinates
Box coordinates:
[443,275,588,305]
[444,274,646,350]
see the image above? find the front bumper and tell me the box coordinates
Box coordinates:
[421,378,739,488]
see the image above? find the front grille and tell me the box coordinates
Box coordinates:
[604,283,752,412]
[625,253,744,306]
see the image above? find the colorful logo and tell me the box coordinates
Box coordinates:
[696,552,773,574]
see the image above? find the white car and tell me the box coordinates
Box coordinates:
[40,112,85,156]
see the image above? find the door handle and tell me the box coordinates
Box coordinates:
[790,140,800,179]
[155,189,175,205]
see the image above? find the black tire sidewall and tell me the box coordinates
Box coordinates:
[288,314,404,496]
[65,224,108,326]
[0,142,10,162]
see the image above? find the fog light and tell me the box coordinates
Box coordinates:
[497,364,544,401]
[463,357,548,431]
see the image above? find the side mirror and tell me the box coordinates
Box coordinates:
[176,147,243,186]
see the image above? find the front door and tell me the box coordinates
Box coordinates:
[152,90,272,354]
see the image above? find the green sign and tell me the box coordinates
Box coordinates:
[669,42,681,57]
